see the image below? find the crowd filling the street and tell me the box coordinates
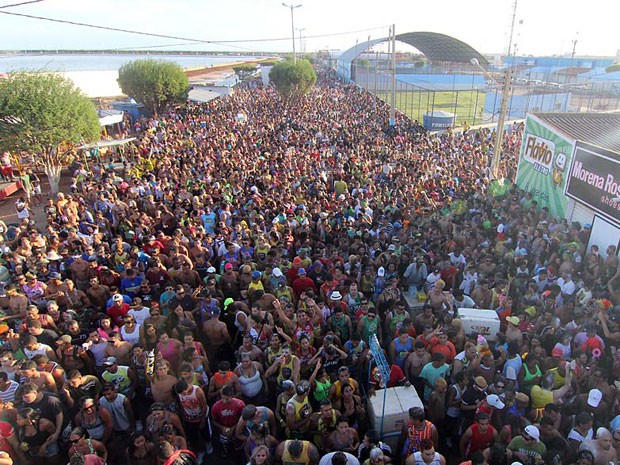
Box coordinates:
[0,70,619,465]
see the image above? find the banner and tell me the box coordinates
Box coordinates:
[515,116,575,218]
[566,142,620,223]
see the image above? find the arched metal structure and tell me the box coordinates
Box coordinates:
[336,31,488,81]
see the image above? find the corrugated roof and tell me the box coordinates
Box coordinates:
[534,113,620,155]
[395,32,488,65]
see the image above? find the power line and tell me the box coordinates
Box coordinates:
[0,9,387,46]
[0,0,44,9]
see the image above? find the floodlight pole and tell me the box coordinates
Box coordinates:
[471,57,512,180]
[296,28,305,56]
[389,24,396,128]
[283,3,302,63]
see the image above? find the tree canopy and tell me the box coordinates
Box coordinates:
[233,64,258,80]
[0,71,100,193]
[269,59,317,99]
[117,59,189,116]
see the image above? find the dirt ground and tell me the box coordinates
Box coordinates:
[0,171,72,227]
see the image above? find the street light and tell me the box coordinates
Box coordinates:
[296,27,305,56]
[471,57,513,180]
[282,3,302,63]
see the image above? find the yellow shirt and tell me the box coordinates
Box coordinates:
[531,385,554,409]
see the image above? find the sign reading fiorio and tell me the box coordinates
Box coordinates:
[523,135,556,175]
[566,143,620,223]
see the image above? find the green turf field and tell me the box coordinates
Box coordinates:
[376,90,487,126]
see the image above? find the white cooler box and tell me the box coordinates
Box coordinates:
[367,386,424,449]
[457,308,501,340]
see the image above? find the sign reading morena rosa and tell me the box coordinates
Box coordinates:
[566,143,620,223]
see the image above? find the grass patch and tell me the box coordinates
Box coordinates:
[376,90,486,126]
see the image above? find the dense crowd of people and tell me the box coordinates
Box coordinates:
[0,69,619,465]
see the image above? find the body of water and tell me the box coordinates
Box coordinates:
[0,53,259,97]
[0,53,258,72]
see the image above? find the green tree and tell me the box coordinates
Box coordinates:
[117,59,189,116]
[269,59,317,99]
[233,64,258,80]
[0,71,100,194]
[605,64,620,73]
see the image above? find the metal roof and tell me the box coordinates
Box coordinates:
[336,31,488,81]
[534,112,620,155]
[395,32,488,65]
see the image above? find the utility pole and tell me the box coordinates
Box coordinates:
[491,67,514,179]
[366,35,371,91]
[282,3,302,64]
[571,32,579,61]
[389,24,396,127]
[296,28,305,58]
[507,0,518,56]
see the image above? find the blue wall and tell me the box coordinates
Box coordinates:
[505,56,613,68]
[395,74,485,91]
[483,91,570,119]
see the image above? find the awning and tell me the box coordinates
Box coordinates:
[97,109,124,127]
[77,137,137,150]
[188,87,223,103]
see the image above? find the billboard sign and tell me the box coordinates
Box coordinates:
[566,142,620,223]
[515,116,575,218]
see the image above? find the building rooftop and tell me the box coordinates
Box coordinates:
[534,112,620,155]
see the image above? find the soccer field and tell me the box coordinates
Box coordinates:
[376,90,487,126]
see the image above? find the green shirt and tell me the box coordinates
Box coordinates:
[507,435,546,465]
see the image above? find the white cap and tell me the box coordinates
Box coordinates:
[207,266,216,273]
[273,268,283,278]
[486,394,505,409]
[112,294,123,301]
[497,224,505,233]
[377,267,385,277]
[330,291,343,301]
[524,425,540,442]
[587,388,603,408]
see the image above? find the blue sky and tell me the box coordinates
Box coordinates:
[0,0,618,57]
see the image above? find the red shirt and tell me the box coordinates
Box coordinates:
[211,398,245,428]
[106,303,130,327]
[0,421,15,458]
[430,338,456,363]
[292,276,317,299]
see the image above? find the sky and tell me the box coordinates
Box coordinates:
[0,0,618,58]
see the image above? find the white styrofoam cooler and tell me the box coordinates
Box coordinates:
[367,386,424,449]
[457,308,501,340]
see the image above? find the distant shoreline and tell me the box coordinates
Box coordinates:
[0,50,278,57]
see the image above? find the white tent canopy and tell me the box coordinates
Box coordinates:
[97,109,124,127]
[188,87,223,103]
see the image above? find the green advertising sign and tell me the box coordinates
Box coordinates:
[515,116,574,218]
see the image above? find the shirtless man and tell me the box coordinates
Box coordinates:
[61,280,92,312]
[580,428,618,465]
[149,361,178,405]
[70,256,91,291]
[471,279,493,309]
[173,263,201,288]
[202,307,231,372]
[104,332,133,365]
[86,277,111,312]
[6,286,28,318]
[43,272,68,307]
[19,360,57,393]
[427,279,452,311]
[405,341,432,383]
